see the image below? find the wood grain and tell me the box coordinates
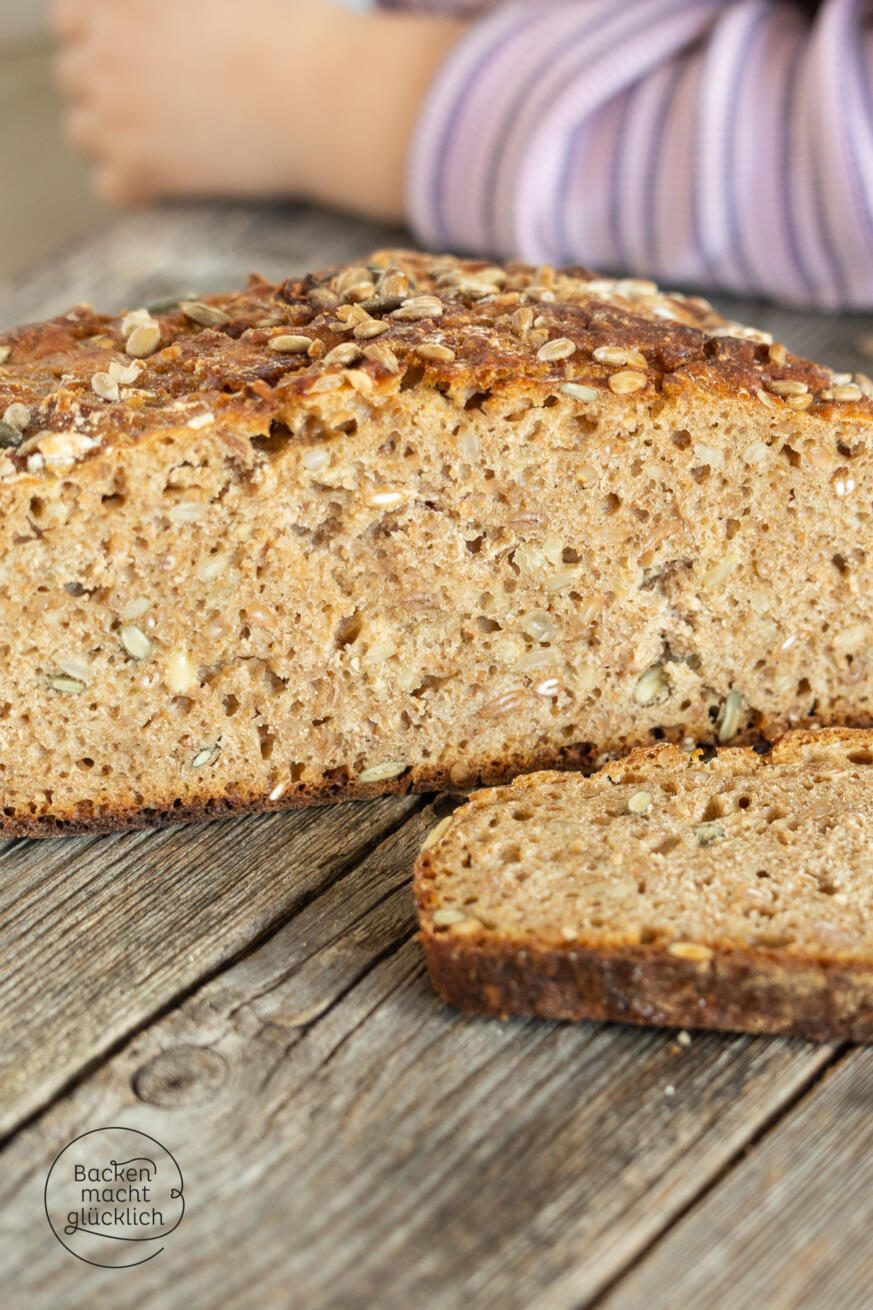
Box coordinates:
[0,796,420,1138]
[0,202,404,326]
[598,1046,873,1310]
[0,799,836,1309]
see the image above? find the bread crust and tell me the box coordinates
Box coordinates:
[419,934,873,1042]
[415,727,873,1042]
[1,249,870,491]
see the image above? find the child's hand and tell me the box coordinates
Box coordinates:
[51,0,466,220]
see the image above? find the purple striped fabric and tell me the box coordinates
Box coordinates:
[375,0,873,308]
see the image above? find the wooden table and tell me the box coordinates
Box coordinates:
[2,205,873,1309]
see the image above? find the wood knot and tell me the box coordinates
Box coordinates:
[133,1045,228,1107]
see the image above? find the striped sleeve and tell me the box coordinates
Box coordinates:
[403,0,873,310]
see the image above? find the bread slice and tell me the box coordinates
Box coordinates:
[415,728,873,1041]
[1,250,872,834]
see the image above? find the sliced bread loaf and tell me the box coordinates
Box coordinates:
[415,728,873,1041]
[1,250,873,833]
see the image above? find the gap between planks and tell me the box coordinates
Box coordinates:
[0,799,843,1310]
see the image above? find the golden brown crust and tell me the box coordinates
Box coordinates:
[415,727,873,1042]
[2,249,871,487]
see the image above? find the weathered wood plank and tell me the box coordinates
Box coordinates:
[597,1046,873,1310]
[0,796,420,1138]
[0,800,836,1309]
[0,202,403,326]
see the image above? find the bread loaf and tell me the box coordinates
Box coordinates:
[0,250,871,834]
[415,728,873,1041]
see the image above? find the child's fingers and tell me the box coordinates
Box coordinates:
[62,104,103,156]
[49,0,88,41]
[54,47,89,102]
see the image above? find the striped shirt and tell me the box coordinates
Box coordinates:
[372,0,873,308]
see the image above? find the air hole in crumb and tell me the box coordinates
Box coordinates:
[602,493,621,516]
[502,845,521,863]
[258,726,275,760]
[653,836,681,855]
[848,750,873,765]
[672,430,691,450]
[738,796,751,809]
[702,796,724,821]
[335,611,362,649]
[223,694,240,717]
[464,390,491,411]
[251,423,293,459]
[512,808,533,821]
[466,535,484,555]
[476,616,501,633]
[400,364,425,391]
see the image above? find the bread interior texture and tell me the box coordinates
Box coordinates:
[2,378,870,826]
[418,734,873,958]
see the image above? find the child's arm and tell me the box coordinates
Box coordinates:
[293,4,468,225]
[385,0,867,310]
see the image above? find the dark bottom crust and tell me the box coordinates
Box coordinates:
[421,935,873,1044]
[0,740,601,839]
[4,711,870,839]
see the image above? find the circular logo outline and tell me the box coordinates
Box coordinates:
[44,1127,185,1269]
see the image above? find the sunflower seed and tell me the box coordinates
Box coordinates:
[357,760,407,783]
[180,300,230,328]
[768,378,808,397]
[421,815,455,853]
[432,907,469,926]
[717,690,744,742]
[120,624,152,660]
[121,308,155,337]
[354,318,391,339]
[0,346,11,365]
[268,334,311,353]
[417,343,456,362]
[147,295,192,314]
[390,296,443,322]
[91,372,119,402]
[2,403,30,431]
[363,343,400,373]
[537,337,577,362]
[608,369,647,395]
[668,941,714,962]
[323,342,362,366]
[47,673,87,694]
[832,383,863,402]
[192,743,221,768]
[634,665,670,705]
[107,359,142,386]
[125,323,161,358]
[560,382,599,402]
[627,790,653,815]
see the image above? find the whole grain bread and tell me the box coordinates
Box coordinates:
[415,728,873,1041]
[1,251,872,835]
